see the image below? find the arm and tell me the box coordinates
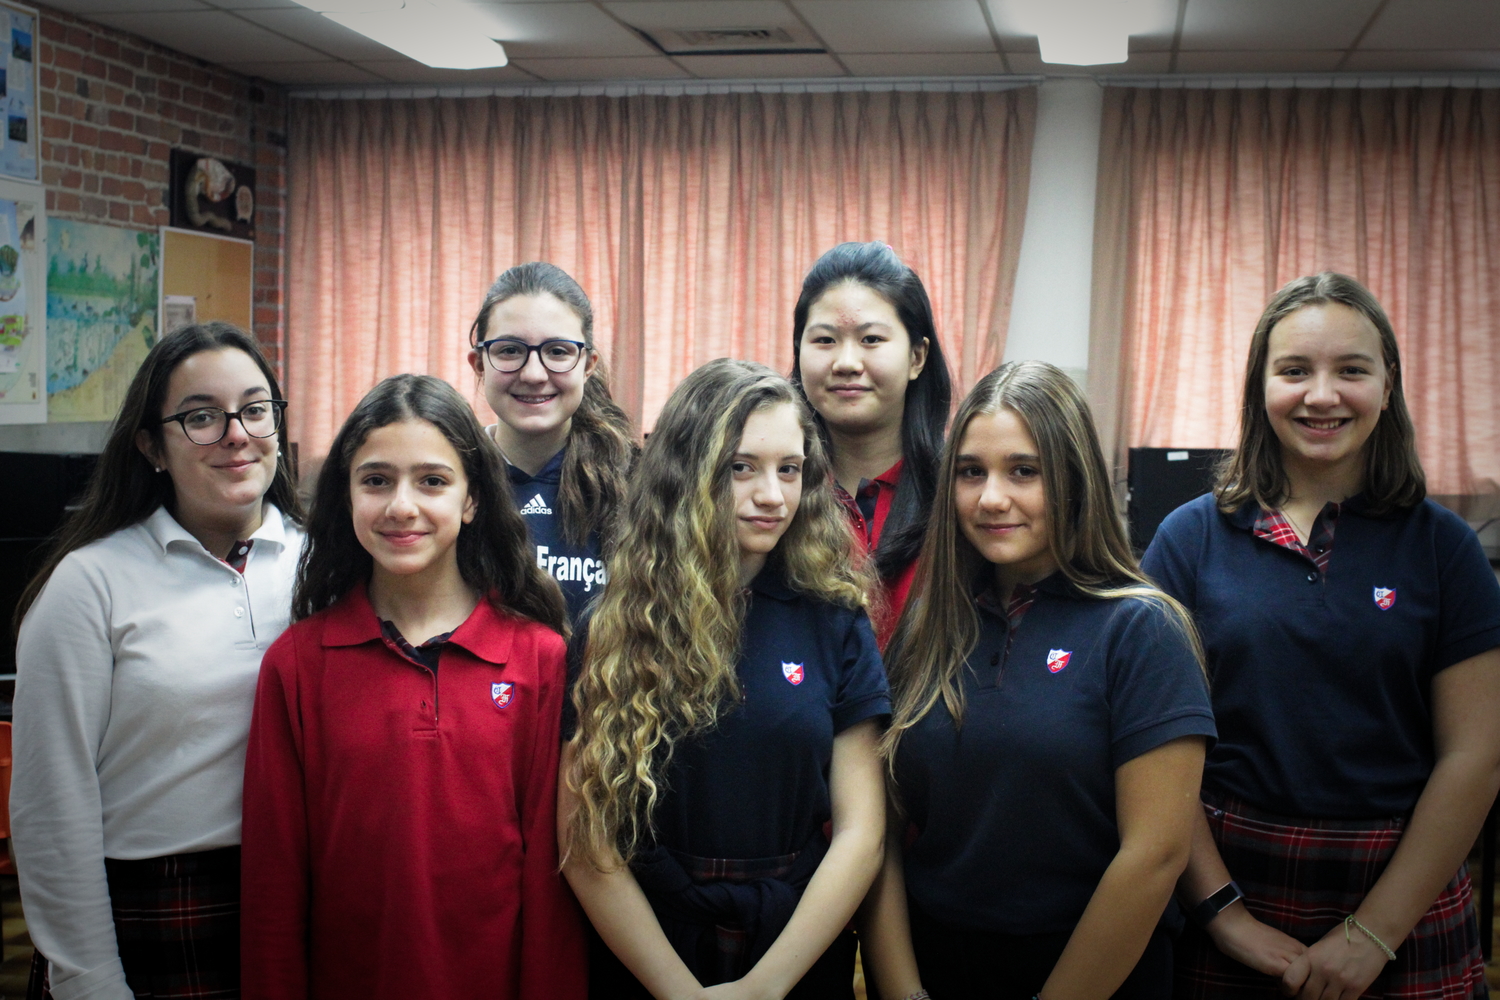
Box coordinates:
[10,559,135,1000]
[239,639,311,1000]
[557,741,706,1000]
[1040,736,1206,1000]
[1282,647,1500,1000]
[705,718,886,1000]
[856,794,923,1000]
[518,638,587,999]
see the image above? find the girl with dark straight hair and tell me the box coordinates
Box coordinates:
[241,374,582,1000]
[468,262,637,624]
[1146,273,1500,1000]
[865,361,1213,1000]
[12,322,304,1000]
[791,241,952,644]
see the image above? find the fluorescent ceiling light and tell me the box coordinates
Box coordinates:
[1025,0,1134,66]
[305,0,509,69]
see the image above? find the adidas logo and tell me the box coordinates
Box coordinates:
[519,493,552,516]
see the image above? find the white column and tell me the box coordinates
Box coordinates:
[1003,77,1104,388]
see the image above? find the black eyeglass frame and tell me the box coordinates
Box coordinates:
[158,399,289,446]
[476,337,591,374]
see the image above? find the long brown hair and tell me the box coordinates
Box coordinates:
[14,323,303,630]
[882,361,1201,762]
[293,374,566,635]
[1215,272,1424,515]
[470,262,637,548]
[563,359,872,869]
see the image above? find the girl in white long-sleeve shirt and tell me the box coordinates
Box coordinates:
[11,322,304,1000]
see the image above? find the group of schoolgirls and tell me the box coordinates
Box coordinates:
[8,241,1499,1000]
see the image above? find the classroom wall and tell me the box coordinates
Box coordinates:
[0,4,287,453]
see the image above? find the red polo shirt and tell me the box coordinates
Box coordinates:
[241,584,585,1000]
[834,458,919,648]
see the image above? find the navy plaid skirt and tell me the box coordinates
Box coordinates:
[1174,793,1486,1000]
[30,846,241,1000]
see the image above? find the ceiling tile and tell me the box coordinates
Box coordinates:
[200,0,302,9]
[511,55,692,79]
[840,51,1006,75]
[1341,49,1500,72]
[1180,0,1383,51]
[232,8,398,60]
[41,0,210,13]
[1095,50,1172,73]
[221,59,386,83]
[351,59,539,83]
[457,2,658,57]
[84,9,329,62]
[1358,0,1500,51]
[605,1,802,31]
[793,0,993,53]
[1174,49,1346,72]
[672,51,846,76]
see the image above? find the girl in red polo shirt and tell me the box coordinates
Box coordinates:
[791,242,953,646]
[240,374,585,1000]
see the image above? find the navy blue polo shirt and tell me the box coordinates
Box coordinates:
[893,576,1215,936]
[507,447,606,625]
[566,567,890,860]
[1143,493,1500,819]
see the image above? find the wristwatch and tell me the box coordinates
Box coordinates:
[1190,880,1244,928]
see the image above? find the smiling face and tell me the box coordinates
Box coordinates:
[954,408,1058,592]
[469,292,599,451]
[350,418,476,588]
[798,280,928,439]
[1263,302,1391,489]
[731,402,806,584]
[138,347,279,538]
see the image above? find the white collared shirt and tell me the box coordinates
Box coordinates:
[11,504,304,1000]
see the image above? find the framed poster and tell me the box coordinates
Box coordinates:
[0,1,38,182]
[0,174,43,423]
[169,150,255,240]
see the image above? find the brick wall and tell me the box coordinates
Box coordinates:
[34,6,289,372]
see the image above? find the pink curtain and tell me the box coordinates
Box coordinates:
[1092,86,1500,498]
[287,88,1037,458]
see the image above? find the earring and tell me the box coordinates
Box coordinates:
[154,467,164,473]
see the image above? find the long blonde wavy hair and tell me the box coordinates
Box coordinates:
[882,361,1203,764]
[565,358,873,869]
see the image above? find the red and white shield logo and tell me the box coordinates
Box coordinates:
[1373,587,1396,611]
[491,681,514,709]
[782,662,804,686]
[1046,649,1072,673]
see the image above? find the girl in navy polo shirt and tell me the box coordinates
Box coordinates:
[792,242,952,645]
[865,361,1216,1000]
[1145,273,1500,1000]
[468,262,637,624]
[561,358,889,999]
[240,375,585,1000]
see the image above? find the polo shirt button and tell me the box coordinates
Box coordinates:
[232,578,241,587]
[1306,572,1318,583]
[234,607,245,618]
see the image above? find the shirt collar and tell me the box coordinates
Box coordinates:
[1228,492,1372,530]
[873,458,904,488]
[145,502,289,554]
[749,564,798,602]
[502,442,566,487]
[322,580,517,664]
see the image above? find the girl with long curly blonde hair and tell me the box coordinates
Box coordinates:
[560,358,888,999]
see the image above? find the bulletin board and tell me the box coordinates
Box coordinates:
[160,227,254,333]
[0,1,38,182]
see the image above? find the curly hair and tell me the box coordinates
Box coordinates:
[563,358,873,869]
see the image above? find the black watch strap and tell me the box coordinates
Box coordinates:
[1190,880,1243,928]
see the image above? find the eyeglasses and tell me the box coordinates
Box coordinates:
[159,400,287,445]
[477,338,590,374]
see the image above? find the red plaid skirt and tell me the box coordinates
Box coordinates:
[1174,793,1486,1000]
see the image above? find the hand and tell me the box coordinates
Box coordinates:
[1280,920,1390,1000]
[685,980,779,1000]
[1206,902,1308,978]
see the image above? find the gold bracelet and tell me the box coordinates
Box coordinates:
[1344,914,1397,961]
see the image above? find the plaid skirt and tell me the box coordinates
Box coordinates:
[1174,793,1486,1000]
[29,846,241,1000]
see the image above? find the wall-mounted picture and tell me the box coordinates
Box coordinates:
[0,2,38,182]
[169,149,256,240]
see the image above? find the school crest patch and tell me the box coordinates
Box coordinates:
[782,662,804,686]
[1046,649,1072,673]
[491,681,514,709]
[1373,587,1396,611]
